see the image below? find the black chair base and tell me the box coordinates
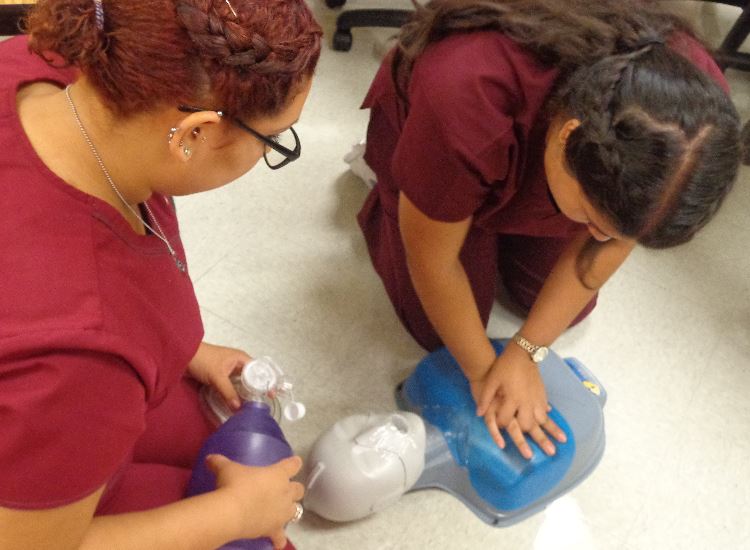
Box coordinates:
[333,9,412,51]
[326,0,412,52]
[715,2,750,71]
[0,4,32,36]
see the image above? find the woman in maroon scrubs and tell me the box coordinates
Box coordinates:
[0,1,320,548]
[358,0,743,460]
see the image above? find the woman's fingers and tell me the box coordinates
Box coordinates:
[278,456,303,478]
[205,453,231,475]
[477,392,569,459]
[515,405,540,432]
[231,357,249,375]
[213,373,242,410]
[477,383,496,417]
[541,416,567,444]
[270,529,288,550]
[505,419,533,460]
[483,402,506,449]
[290,481,305,502]
[534,406,549,426]
[528,424,556,456]
[504,417,567,459]
[495,399,517,429]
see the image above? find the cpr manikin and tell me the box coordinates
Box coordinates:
[304,339,607,527]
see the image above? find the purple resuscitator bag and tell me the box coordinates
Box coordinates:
[186,357,304,550]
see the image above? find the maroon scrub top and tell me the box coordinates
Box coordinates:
[357,31,728,350]
[0,36,209,510]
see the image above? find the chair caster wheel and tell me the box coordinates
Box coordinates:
[333,30,353,52]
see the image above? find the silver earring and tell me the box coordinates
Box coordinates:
[183,146,192,158]
[192,128,208,143]
[168,127,179,143]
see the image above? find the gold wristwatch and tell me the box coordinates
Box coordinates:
[512,333,549,364]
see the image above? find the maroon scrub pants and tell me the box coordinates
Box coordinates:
[95,376,214,515]
[95,376,296,549]
[358,191,597,351]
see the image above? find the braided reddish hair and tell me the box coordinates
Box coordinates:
[25,0,322,119]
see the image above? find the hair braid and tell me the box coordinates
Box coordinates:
[388,0,742,248]
[560,44,739,246]
[26,0,322,119]
[176,6,227,57]
[175,0,321,105]
[565,42,663,184]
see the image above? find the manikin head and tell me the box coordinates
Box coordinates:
[304,412,426,522]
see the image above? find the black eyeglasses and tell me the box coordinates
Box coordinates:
[177,105,301,170]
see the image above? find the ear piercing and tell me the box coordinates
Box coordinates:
[192,127,208,142]
[169,127,204,157]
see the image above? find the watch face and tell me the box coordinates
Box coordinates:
[532,347,549,363]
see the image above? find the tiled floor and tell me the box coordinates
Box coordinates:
[7,0,739,548]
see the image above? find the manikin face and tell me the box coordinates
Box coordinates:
[304,412,426,523]
[543,118,622,242]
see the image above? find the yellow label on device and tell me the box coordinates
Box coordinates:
[583,381,601,396]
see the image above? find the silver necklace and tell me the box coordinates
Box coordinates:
[64,85,186,273]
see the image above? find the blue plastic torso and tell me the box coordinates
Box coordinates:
[403,340,576,511]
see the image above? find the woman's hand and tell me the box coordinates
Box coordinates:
[188,342,252,410]
[207,454,305,549]
[469,344,566,460]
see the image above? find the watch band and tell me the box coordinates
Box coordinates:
[512,333,549,364]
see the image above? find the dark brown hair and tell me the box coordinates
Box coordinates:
[25,0,323,119]
[393,0,742,248]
